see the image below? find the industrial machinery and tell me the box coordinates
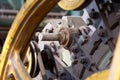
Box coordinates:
[0,0,120,80]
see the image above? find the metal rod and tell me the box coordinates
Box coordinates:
[42,33,60,41]
[0,9,18,14]
[41,28,79,41]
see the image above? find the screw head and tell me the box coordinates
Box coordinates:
[90,9,99,19]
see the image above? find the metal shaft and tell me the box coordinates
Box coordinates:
[42,33,60,41]
[41,28,79,41]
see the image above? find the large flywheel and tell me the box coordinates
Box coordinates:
[0,0,60,80]
[1,0,119,80]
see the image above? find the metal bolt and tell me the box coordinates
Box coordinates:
[7,74,15,80]
[98,26,106,37]
[60,72,66,80]
[98,31,105,37]
[80,57,88,64]
[90,9,99,19]
[72,60,78,65]
[72,48,79,53]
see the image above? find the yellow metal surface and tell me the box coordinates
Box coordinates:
[58,0,86,10]
[109,33,120,80]
[24,47,32,74]
[0,0,60,79]
[86,70,109,80]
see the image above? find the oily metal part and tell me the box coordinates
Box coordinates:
[0,0,60,80]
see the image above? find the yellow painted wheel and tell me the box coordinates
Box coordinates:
[58,0,89,10]
[24,47,32,74]
[0,0,60,80]
[86,70,109,80]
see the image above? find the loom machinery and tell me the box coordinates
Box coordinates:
[0,0,120,80]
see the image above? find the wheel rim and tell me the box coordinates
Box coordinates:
[0,0,60,79]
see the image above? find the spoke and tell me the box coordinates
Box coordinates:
[0,0,60,79]
[10,54,31,80]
